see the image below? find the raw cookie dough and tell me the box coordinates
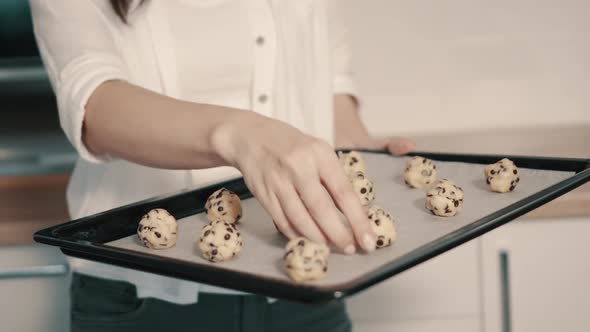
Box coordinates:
[205,188,242,224]
[338,151,367,178]
[426,179,464,217]
[137,208,178,249]
[484,158,520,193]
[367,205,397,248]
[403,156,437,189]
[351,171,375,206]
[198,220,243,262]
[284,237,330,283]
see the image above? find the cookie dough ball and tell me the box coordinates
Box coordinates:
[338,151,367,178]
[284,237,330,283]
[205,188,242,224]
[137,208,178,249]
[367,205,397,248]
[198,220,243,262]
[484,158,520,193]
[351,171,375,206]
[426,179,464,217]
[429,179,464,201]
[403,156,437,189]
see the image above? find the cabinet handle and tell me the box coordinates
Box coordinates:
[499,250,512,332]
[0,264,68,279]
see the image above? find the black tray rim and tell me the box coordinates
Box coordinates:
[33,151,590,302]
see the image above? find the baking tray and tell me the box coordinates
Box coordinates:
[34,151,590,302]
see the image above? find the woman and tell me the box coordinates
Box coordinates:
[30,0,414,331]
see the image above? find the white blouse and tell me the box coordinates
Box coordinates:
[30,0,358,304]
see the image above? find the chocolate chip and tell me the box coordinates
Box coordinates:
[433,165,436,169]
[227,228,233,233]
[491,170,496,175]
[369,187,373,193]
[209,243,215,247]
[351,157,358,163]
[211,249,218,255]
[360,188,367,194]
[486,178,491,185]
[375,219,381,226]
[218,206,224,212]
[513,169,517,174]
[283,250,293,259]
[204,230,210,236]
[155,232,161,238]
[427,194,433,197]
[323,266,327,272]
[216,192,222,199]
[454,200,459,207]
[224,234,231,240]
[377,239,384,247]
[298,240,305,246]
[442,188,446,193]
[509,185,515,191]
[422,159,427,164]
[516,177,520,183]
[237,232,240,236]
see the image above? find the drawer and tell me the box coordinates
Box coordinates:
[347,240,480,321]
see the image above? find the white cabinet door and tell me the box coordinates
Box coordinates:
[481,218,590,332]
[348,240,481,325]
[0,244,69,332]
[353,317,480,332]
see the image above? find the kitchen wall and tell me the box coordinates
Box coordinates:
[342,0,590,136]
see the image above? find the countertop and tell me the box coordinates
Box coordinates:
[1,125,589,245]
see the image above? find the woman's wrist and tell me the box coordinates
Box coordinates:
[209,108,266,168]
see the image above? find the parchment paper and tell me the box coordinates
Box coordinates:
[108,153,573,288]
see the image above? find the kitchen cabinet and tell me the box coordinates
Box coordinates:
[481,218,590,332]
[348,240,481,332]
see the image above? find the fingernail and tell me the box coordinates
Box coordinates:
[344,244,356,255]
[362,233,376,252]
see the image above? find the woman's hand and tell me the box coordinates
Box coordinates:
[212,112,376,254]
[333,94,416,155]
[364,136,416,156]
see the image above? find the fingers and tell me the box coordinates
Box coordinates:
[318,153,376,252]
[264,191,300,240]
[295,177,357,254]
[387,138,416,155]
[274,184,327,244]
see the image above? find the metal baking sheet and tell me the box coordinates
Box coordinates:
[34,151,590,302]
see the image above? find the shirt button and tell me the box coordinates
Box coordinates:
[256,36,265,46]
[258,94,268,104]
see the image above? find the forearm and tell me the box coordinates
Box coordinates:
[84,80,249,169]
[333,94,371,149]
